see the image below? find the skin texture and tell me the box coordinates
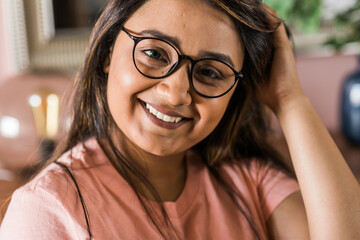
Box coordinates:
[104,0,244,201]
[267,192,309,239]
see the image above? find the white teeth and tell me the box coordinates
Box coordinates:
[145,103,183,123]
[156,112,164,119]
[150,107,157,115]
[163,115,171,122]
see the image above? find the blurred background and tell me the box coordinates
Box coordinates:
[0,0,359,221]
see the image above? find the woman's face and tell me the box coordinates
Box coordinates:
[105,0,244,157]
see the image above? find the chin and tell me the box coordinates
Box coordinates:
[137,142,184,157]
[146,147,178,157]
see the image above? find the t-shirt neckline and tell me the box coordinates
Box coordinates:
[91,138,203,219]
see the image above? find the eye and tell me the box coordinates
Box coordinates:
[198,68,223,80]
[143,49,167,62]
[144,49,161,59]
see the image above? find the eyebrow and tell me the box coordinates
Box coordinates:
[198,51,235,68]
[138,29,181,49]
[138,29,236,68]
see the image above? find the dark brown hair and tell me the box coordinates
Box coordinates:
[31,0,290,239]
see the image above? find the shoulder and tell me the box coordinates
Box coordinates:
[0,174,88,239]
[219,158,293,187]
[2,139,100,215]
[56,137,109,169]
[22,138,106,195]
[0,138,106,239]
[219,158,300,220]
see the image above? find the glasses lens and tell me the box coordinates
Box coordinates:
[134,39,178,78]
[192,60,236,97]
[133,38,236,97]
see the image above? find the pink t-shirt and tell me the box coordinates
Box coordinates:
[0,138,299,239]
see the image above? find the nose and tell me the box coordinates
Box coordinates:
[155,62,192,106]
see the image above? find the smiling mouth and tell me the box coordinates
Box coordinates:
[139,100,190,129]
[145,103,182,123]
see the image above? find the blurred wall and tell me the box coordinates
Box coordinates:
[0,73,72,170]
[297,54,358,131]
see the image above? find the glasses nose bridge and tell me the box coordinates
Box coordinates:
[178,55,196,69]
[168,54,197,83]
[170,54,196,79]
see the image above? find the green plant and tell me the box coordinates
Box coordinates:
[325,0,360,52]
[264,0,322,33]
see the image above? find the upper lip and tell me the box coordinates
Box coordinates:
[141,100,190,119]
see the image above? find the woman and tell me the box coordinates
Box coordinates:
[1,0,359,239]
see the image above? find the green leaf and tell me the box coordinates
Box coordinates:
[264,0,323,33]
[263,0,296,19]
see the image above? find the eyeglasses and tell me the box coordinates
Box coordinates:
[120,26,244,98]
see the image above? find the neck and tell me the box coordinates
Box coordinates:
[113,134,187,202]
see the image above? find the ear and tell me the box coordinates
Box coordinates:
[103,48,113,74]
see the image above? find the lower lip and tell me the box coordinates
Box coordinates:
[139,101,189,130]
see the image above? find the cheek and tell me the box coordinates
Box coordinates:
[107,55,148,110]
[106,39,148,103]
[208,101,229,126]
[106,53,156,134]
[107,70,133,116]
[106,55,139,128]
[109,56,137,93]
[195,96,232,140]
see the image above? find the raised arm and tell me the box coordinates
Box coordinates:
[261,6,360,239]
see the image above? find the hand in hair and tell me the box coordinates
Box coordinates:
[256,5,305,116]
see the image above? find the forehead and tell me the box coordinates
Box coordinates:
[123,0,244,68]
